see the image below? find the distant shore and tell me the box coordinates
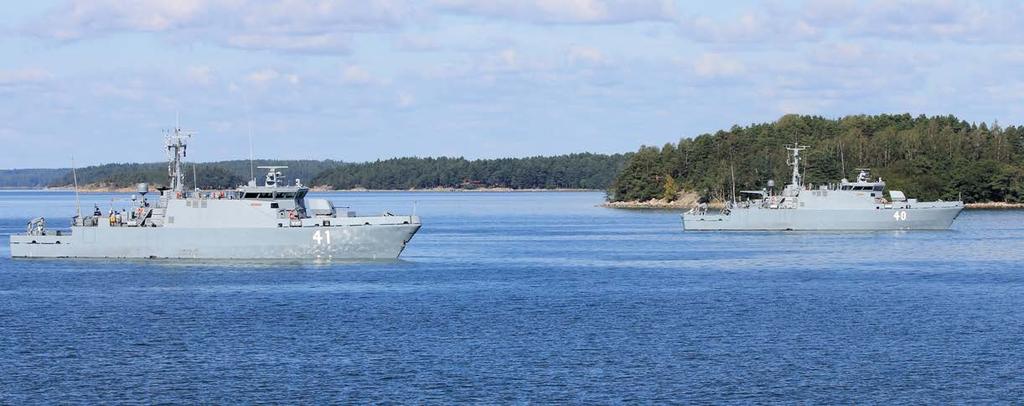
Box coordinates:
[964,202,1024,209]
[29,186,601,193]
[601,199,1024,210]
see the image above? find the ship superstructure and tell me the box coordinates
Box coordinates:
[682,143,963,231]
[10,126,421,259]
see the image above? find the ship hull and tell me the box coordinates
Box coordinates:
[682,205,963,231]
[9,223,420,260]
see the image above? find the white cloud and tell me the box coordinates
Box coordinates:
[982,82,1024,104]
[843,0,993,40]
[0,68,51,86]
[226,32,352,53]
[692,53,744,78]
[6,0,1024,168]
[32,0,206,40]
[29,0,415,53]
[0,127,21,142]
[809,42,866,67]
[92,79,147,101]
[397,91,415,108]
[434,0,677,24]
[245,69,280,84]
[567,45,607,66]
[680,0,1024,44]
[185,65,214,85]
[341,65,374,85]
[680,9,821,43]
[495,49,519,69]
[396,34,440,52]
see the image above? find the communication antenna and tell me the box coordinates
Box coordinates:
[730,163,737,203]
[785,143,809,187]
[165,122,194,194]
[248,120,255,183]
[193,163,198,192]
[243,93,255,183]
[839,141,847,177]
[71,155,81,218]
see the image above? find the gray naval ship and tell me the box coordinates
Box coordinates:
[683,144,963,231]
[10,127,421,259]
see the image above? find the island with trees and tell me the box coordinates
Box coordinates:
[1,154,630,192]
[606,114,1024,209]
[5,114,1021,208]
[310,154,629,190]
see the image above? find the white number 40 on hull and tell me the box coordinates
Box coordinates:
[893,210,908,221]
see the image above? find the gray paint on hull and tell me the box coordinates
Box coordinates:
[9,224,420,260]
[682,206,962,231]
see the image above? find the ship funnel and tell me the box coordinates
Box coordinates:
[137,183,150,195]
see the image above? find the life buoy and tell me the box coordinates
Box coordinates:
[288,210,298,220]
[136,207,144,217]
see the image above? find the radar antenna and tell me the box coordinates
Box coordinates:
[257,166,288,187]
[854,167,871,183]
[165,124,195,195]
[785,143,809,187]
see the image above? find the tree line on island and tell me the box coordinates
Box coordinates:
[3,113,1020,203]
[309,154,628,190]
[42,160,341,190]
[1,154,629,191]
[609,114,1024,204]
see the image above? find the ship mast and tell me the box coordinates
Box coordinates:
[785,143,808,187]
[165,125,193,195]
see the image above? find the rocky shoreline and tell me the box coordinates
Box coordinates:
[41,185,600,193]
[601,199,722,210]
[963,202,1024,209]
[601,199,1024,210]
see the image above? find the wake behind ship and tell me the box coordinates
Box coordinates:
[9,126,421,260]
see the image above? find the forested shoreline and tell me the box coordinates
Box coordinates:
[1,154,629,191]
[6,114,1021,202]
[310,154,629,190]
[0,168,68,188]
[609,114,1024,204]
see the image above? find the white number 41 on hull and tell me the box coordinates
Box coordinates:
[312,229,332,245]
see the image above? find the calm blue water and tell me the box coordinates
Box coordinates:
[2,191,1023,403]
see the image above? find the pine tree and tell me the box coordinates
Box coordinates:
[662,175,679,201]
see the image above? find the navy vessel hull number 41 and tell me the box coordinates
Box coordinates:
[10,125,421,259]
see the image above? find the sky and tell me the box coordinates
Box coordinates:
[1,0,1022,168]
